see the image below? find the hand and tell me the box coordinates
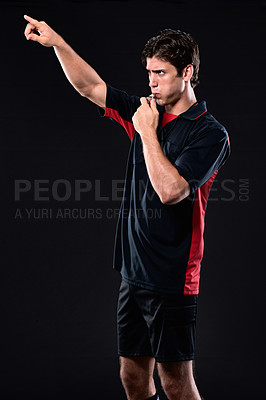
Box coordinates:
[24,14,62,47]
[132,97,159,142]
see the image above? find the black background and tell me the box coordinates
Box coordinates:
[1,0,265,399]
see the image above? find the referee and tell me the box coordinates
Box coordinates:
[24,15,230,400]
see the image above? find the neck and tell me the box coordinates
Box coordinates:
[165,87,197,115]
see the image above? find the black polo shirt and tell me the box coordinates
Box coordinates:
[98,84,230,294]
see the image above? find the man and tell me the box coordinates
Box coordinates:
[24,15,230,400]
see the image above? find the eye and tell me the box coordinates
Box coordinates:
[158,71,165,75]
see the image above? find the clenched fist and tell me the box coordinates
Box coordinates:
[24,15,62,47]
[132,97,159,141]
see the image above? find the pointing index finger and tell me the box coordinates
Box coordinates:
[24,14,41,29]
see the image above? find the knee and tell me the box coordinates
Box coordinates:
[158,362,194,399]
[119,356,156,398]
[161,379,193,400]
[161,379,181,397]
[120,365,147,390]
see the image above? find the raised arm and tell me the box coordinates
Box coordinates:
[24,15,106,108]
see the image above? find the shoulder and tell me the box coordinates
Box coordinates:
[205,111,228,135]
[190,110,229,142]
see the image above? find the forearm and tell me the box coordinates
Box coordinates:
[53,37,104,96]
[142,132,190,204]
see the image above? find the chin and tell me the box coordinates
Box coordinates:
[156,98,165,106]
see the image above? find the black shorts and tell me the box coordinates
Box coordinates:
[117,280,198,363]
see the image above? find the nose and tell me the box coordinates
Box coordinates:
[149,72,158,88]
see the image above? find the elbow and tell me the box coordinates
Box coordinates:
[160,189,178,205]
[160,186,190,205]
[160,194,179,205]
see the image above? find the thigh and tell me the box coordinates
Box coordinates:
[117,280,153,357]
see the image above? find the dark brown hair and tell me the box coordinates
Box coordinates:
[141,29,200,88]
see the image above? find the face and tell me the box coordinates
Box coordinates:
[146,56,185,107]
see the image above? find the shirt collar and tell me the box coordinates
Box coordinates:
[179,100,207,120]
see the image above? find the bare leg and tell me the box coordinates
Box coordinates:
[119,356,156,400]
[157,360,202,400]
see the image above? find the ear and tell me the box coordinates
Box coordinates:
[183,64,194,82]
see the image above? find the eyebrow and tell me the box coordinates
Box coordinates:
[146,69,166,73]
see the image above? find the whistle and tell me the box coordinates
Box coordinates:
[146,94,155,103]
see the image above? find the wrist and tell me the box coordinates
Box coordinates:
[53,35,65,49]
[141,129,158,146]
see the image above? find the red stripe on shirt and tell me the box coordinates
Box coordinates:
[105,107,135,141]
[190,110,207,120]
[183,169,219,295]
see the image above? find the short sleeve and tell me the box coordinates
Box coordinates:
[174,127,231,195]
[97,84,140,141]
